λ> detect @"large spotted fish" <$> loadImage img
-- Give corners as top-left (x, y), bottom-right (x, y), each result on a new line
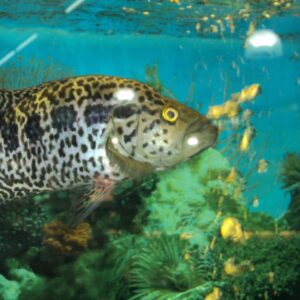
top-left (0, 75), bottom-right (218, 225)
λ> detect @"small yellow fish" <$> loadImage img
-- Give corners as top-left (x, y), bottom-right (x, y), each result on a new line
top-left (207, 100), bottom-right (240, 120)
top-left (207, 84), bottom-right (260, 121)
top-left (247, 21), bottom-right (256, 37)
top-left (268, 272), bottom-right (275, 283)
top-left (240, 127), bottom-right (255, 152)
top-left (237, 84), bottom-right (261, 103)
top-left (180, 232), bottom-right (193, 240)
top-left (224, 15), bottom-right (235, 33)
top-left (262, 11), bottom-right (271, 19)
top-left (205, 287), bottom-right (222, 300)
top-left (241, 109), bottom-right (253, 123)
top-left (225, 168), bottom-right (237, 183)
top-left (210, 236), bottom-right (217, 250)
top-left (252, 196), bottom-right (259, 208)
top-left (210, 24), bottom-right (218, 33)
top-left (257, 159), bottom-right (269, 173)
top-left (184, 252), bottom-right (190, 261)
top-left (224, 258), bottom-right (242, 276)
top-left (224, 257), bottom-right (252, 276)
top-left (220, 217), bottom-right (244, 242)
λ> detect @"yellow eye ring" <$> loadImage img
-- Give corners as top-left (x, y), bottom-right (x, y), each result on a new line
top-left (162, 107), bottom-right (179, 123)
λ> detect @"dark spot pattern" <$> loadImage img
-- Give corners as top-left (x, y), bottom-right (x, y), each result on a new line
top-left (124, 129), bottom-right (137, 143)
top-left (1, 123), bottom-right (19, 152)
top-left (113, 104), bottom-right (139, 119)
top-left (51, 106), bottom-right (77, 133)
top-left (0, 74), bottom-right (178, 203)
top-left (24, 114), bottom-right (44, 143)
top-left (84, 104), bottom-right (112, 126)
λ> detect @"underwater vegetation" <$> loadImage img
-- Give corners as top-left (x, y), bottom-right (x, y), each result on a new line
top-left (0, 198), bottom-right (47, 260)
top-left (0, 60), bottom-right (298, 299)
top-left (280, 153), bottom-right (300, 230)
top-left (0, 145), bottom-right (299, 300)
top-left (213, 235), bottom-right (300, 300)
top-left (280, 153), bottom-right (300, 192)
top-left (0, 55), bottom-right (74, 89)
top-left (145, 64), bottom-right (164, 93)
top-left (137, 149), bottom-right (247, 248)
top-left (129, 235), bottom-right (220, 300)
top-left (144, 63), bottom-right (176, 99)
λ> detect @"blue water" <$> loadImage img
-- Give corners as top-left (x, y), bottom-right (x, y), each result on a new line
top-left (0, 0), bottom-right (299, 218)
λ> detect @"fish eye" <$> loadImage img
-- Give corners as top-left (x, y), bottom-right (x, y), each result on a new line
top-left (162, 107), bottom-right (179, 123)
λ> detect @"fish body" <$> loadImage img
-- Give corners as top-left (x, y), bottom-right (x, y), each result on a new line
top-left (0, 75), bottom-right (218, 224)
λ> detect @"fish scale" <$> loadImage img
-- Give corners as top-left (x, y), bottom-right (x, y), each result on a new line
top-left (0, 75), bottom-right (218, 225)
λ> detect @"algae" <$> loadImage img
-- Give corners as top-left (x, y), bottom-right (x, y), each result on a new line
top-left (280, 153), bottom-right (300, 230)
top-left (0, 55), bottom-right (73, 89)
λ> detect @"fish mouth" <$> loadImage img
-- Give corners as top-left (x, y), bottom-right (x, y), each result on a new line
top-left (183, 118), bottom-right (218, 156)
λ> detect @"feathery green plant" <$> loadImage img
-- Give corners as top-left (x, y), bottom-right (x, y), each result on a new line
top-left (280, 153), bottom-right (300, 230)
top-left (129, 235), bottom-right (215, 300)
top-left (280, 153), bottom-right (300, 192)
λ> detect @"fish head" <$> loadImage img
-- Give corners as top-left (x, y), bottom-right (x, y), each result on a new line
top-left (108, 86), bottom-right (218, 171)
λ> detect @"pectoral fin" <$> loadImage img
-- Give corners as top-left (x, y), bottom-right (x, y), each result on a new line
top-left (69, 179), bottom-right (115, 227)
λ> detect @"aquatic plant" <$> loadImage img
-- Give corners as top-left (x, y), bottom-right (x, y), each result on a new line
top-left (42, 220), bottom-right (92, 255)
top-left (0, 139), bottom-right (296, 299)
top-left (129, 234), bottom-right (219, 300)
top-left (138, 148), bottom-right (247, 247)
top-left (0, 55), bottom-right (74, 89)
top-left (18, 238), bottom-right (138, 300)
top-left (144, 63), bottom-right (175, 99)
top-left (213, 235), bottom-right (300, 300)
top-left (90, 175), bottom-right (157, 242)
top-left (145, 63), bottom-right (164, 93)
top-left (0, 273), bottom-right (21, 300)
top-left (280, 153), bottom-right (300, 192)
top-left (18, 250), bottom-right (111, 300)
top-left (0, 198), bottom-right (47, 260)
top-left (280, 153), bottom-right (300, 230)
top-left (242, 211), bottom-right (278, 232)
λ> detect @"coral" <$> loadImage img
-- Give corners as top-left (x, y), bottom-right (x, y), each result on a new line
top-left (0, 55), bottom-right (74, 89)
top-left (42, 220), bottom-right (92, 255)
top-left (280, 153), bottom-right (300, 230)
top-left (0, 198), bottom-right (48, 260)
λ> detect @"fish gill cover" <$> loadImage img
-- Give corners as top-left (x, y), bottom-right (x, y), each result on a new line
top-left (0, 0), bottom-right (299, 300)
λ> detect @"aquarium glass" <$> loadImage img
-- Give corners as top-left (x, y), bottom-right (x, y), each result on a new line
top-left (0, 1), bottom-right (299, 300)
